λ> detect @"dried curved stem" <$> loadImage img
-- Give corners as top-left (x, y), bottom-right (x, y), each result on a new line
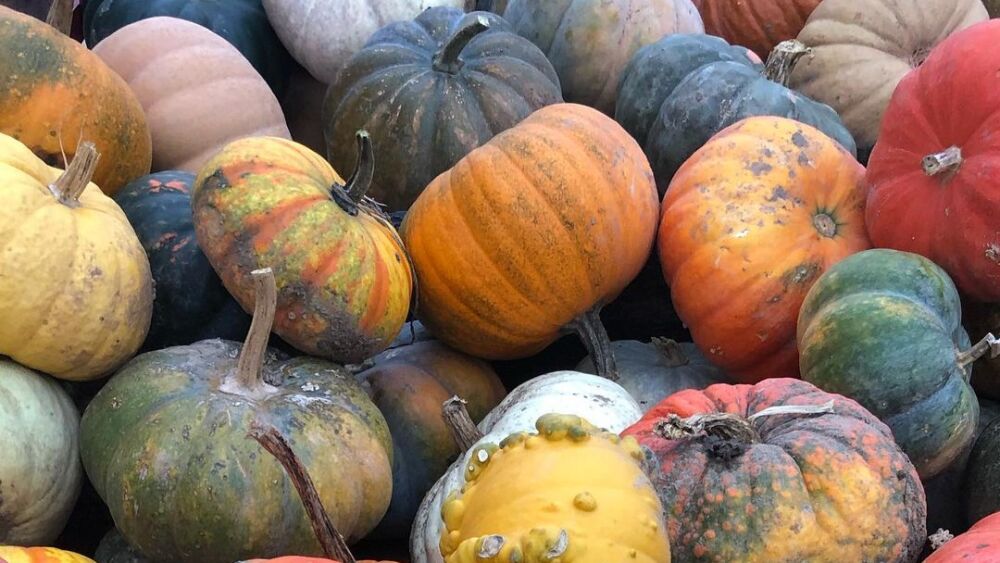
top-left (332, 131), bottom-right (374, 216)
top-left (958, 333), bottom-right (999, 369)
top-left (763, 40), bottom-right (811, 86)
top-left (432, 15), bottom-right (491, 74)
top-left (443, 396), bottom-right (484, 451)
top-left (655, 401), bottom-right (836, 446)
top-left (231, 268), bottom-right (277, 394)
top-left (49, 141), bottom-right (99, 206)
top-left (568, 307), bottom-right (618, 381)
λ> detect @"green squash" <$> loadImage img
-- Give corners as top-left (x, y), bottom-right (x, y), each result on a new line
top-left (0, 361), bottom-right (82, 545)
top-left (95, 529), bottom-right (149, 563)
top-left (965, 416), bottom-right (1000, 525)
top-left (80, 269), bottom-right (393, 562)
top-left (83, 0), bottom-right (295, 96)
top-left (323, 7), bottom-right (562, 212)
top-left (798, 248), bottom-right (993, 480)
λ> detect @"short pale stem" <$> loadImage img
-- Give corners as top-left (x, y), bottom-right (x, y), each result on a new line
top-left (922, 146), bottom-right (963, 177)
top-left (651, 337), bottom-right (689, 367)
top-left (957, 333), bottom-right (999, 368)
top-left (813, 213), bottom-right (837, 238)
top-left (928, 528), bottom-right (955, 551)
top-left (331, 131), bottom-right (374, 216)
top-left (569, 307), bottom-right (618, 381)
top-left (46, 0), bottom-right (73, 35)
top-left (49, 141), bottom-right (99, 206)
top-left (432, 16), bottom-right (490, 74)
top-left (248, 422), bottom-right (356, 563)
top-left (442, 396), bottom-right (483, 451)
top-left (233, 268), bottom-right (277, 392)
top-left (763, 39), bottom-right (811, 86)
top-left (654, 401), bottom-right (835, 445)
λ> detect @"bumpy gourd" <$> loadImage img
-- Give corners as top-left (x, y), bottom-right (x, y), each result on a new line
top-left (439, 414), bottom-right (670, 563)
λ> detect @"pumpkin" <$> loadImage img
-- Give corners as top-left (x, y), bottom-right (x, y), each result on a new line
top-left (0, 362), bottom-right (82, 545)
top-left (357, 340), bottom-right (507, 540)
top-left (82, 0), bottom-right (295, 96)
top-left (966, 302), bottom-right (1000, 400)
top-left (797, 248), bottom-right (991, 480)
top-left (113, 171), bottom-right (252, 350)
top-left (503, 0), bottom-right (703, 114)
top-left (0, 5), bottom-right (150, 194)
top-left (410, 371), bottom-right (642, 563)
top-left (965, 419), bottom-right (1000, 525)
top-left (79, 269), bottom-right (394, 562)
top-left (692, 0), bottom-right (822, 59)
top-left (659, 116), bottom-right (869, 383)
top-left (94, 529), bottom-right (147, 563)
top-left (323, 7), bottom-right (563, 212)
top-left (92, 17), bottom-right (290, 174)
top-left (0, 547), bottom-right (95, 563)
top-left (439, 414), bottom-right (671, 562)
top-left (400, 103), bottom-right (659, 380)
top-left (0, 135), bottom-right (153, 380)
top-left (576, 339), bottom-right (729, 412)
top-left (789, 0), bottom-right (988, 160)
top-left (192, 133), bottom-right (413, 363)
top-left (866, 20), bottom-right (1000, 303)
top-left (926, 512), bottom-right (1000, 563)
top-left (623, 378), bottom-right (927, 562)
top-left (262, 0), bottom-right (464, 84)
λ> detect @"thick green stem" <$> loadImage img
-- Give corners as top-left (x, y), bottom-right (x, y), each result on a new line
top-left (923, 146), bottom-right (963, 177)
top-left (763, 39), bottom-right (811, 87)
top-left (331, 131), bottom-right (374, 216)
top-left (48, 141), bottom-right (99, 207)
top-left (432, 16), bottom-right (491, 74)
top-left (568, 307), bottom-right (618, 381)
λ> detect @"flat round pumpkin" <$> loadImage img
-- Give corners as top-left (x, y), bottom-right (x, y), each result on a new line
top-left (93, 16), bottom-right (290, 173)
top-left (692, 0), bottom-right (822, 59)
top-left (659, 116), bottom-right (870, 382)
top-left (789, 0), bottom-right (987, 159)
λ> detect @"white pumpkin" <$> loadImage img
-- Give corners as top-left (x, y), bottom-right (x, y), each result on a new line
top-left (409, 370), bottom-right (642, 563)
top-left (262, 0), bottom-right (465, 84)
top-left (93, 17), bottom-right (290, 173)
top-left (0, 361), bottom-right (83, 545)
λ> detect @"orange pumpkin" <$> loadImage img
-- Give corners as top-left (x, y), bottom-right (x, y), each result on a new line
top-left (0, 6), bottom-right (151, 194)
top-left (693, 0), bottom-right (823, 59)
top-left (0, 547), bottom-right (95, 563)
top-left (659, 116), bottom-right (870, 382)
top-left (400, 103), bottom-right (659, 379)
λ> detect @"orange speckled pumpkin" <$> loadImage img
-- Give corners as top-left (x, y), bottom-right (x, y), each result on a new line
top-left (925, 512), bottom-right (1000, 563)
top-left (692, 0), bottom-right (822, 59)
top-left (400, 103), bottom-right (659, 379)
top-left (243, 559), bottom-right (390, 563)
top-left (658, 116), bottom-right (870, 382)
top-left (0, 547), bottom-right (95, 563)
top-left (192, 133), bottom-right (413, 363)
top-left (622, 378), bottom-right (927, 562)
top-left (0, 6), bottom-right (150, 194)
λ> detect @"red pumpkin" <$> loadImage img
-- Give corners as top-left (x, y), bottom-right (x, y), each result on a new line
top-left (925, 512), bottom-right (1000, 562)
top-left (692, 0), bottom-right (822, 59)
top-left (867, 20), bottom-right (1000, 303)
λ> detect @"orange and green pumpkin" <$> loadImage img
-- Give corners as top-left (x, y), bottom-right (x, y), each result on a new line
top-left (192, 133), bottom-right (413, 363)
top-left (0, 547), bottom-right (95, 563)
top-left (0, 5), bottom-right (151, 194)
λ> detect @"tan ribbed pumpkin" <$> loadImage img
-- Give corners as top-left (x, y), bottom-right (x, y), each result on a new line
top-left (93, 16), bottom-right (290, 173)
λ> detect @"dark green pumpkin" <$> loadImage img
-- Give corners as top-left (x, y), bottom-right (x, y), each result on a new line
top-left (616, 34), bottom-right (857, 194)
top-left (798, 249), bottom-right (987, 480)
top-left (358, 340), bottom-right (506, 540)
top-left (95, 529), bottom-right (148, 563)
top-left (83, 0), bottom-right (295, 96)
top-left (323, 7), bottom-right (562, 212)
top-left (113, 172), bottom-right (251, 351)
top-left (965, 417), bottom-right (1000, 525)
top-left (80, 271), bottom-right (393, 562)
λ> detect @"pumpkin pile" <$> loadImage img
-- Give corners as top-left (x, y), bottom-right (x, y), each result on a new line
top-left (4, 2), bottom-right (1000, 562)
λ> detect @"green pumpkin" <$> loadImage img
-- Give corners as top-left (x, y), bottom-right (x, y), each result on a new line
top-left (80, 269), bottom-right (393, 562)
top-left (797, 248), bottom-right (990, 480)
top-left (95, 529), bottom-right (149, 563)
top-left (83, 0), bottom-right (295, 96)
top-left (965, 416), bottom-right (1000, 525)
top-left (323, 7), bottom-right (562, 212)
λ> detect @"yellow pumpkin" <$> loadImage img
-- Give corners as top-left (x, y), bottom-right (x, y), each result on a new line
top-left (0, 546), bottom-right (95, 563)
top-left (0, 133), bottom-right (153, 380)
top-left (439, 414), bottom-right (670, 563)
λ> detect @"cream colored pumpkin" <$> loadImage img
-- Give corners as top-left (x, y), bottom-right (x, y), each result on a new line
top-left (789, 0), bottom-right (987, 155)
top-left (262, 0), bottom-right (465, 84)
top-left (92, 16), bottom-right (290, 173)
top-left (409, 371), bottom-right (642, 563)
top-left (0, 134), bottom-right (153, 381)
top-left (0, 361), bottom-right (82, 545)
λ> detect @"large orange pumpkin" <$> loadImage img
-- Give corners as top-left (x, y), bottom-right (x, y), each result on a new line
top-left (659, 116), bottom-right (870, 382)
top-left (0, 5), bottom-right (151, 194)
top-left (693, 0), bottom-right (823, 59)
top-left (400, 103), bottom-right (659, 379)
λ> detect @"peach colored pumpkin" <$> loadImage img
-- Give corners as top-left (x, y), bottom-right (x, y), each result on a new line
top-left (92, 16), bottom-right (289, 173)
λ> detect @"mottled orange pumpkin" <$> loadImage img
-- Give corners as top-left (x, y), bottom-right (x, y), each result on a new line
top-left (0, 547), bottom-right (95, 563)
top-left (192, 133), bottom-right (413, 363)
top-left (659, 116), bottom-right (870, 382)
top-left (0, 5), bottom-right (151, 194)
top-left (400, 103), bottom-right (659, 379)
top-left (693, 0), bottom-right (823, 59)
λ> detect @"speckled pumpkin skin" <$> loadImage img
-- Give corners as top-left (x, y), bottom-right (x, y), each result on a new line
top-left (0, 6), bottom-right (151, 194)
top-left (192, 137), bottom-right (413, 363)
top-left (0, 547), bottom-right (95, 563)
top-left (79, 340), bottom-right (393, 562)
top-left (925, 512), bottom-right (1000, 563)
top-left (623, 378), bottom-right (927, 562)
top-left (798, 249), bottom-right (979, 480)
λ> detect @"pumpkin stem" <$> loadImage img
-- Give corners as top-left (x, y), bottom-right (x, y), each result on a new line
top-left (651, 337), bottom-right (689, 367)
top-left (443, 396), bottom-right (484, 451)
top-left (654, 401), bottom-right (835, 450)
top-left (46, 0), bottom-right (73, 35)
top-left (957, 332), bottom-right (999, 369)
top-left (432, 15), bottom-right (491, 74)
top-left (763, 39), bottom-right (811, 86)
top-left (231, 268), bottom-right (277, 394)
top-left (928, 528), bottom-right (955, 550)
top-left (248, 421), bottom-right (357, 563)
top-left (568, 307), bottom-right (619, 381)
top-left (922, 146), bottom-right (963, 177)
top-left (331, 131), bottom-right (375, 216)
top-left (48, 141), bottom-right (99, 207)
